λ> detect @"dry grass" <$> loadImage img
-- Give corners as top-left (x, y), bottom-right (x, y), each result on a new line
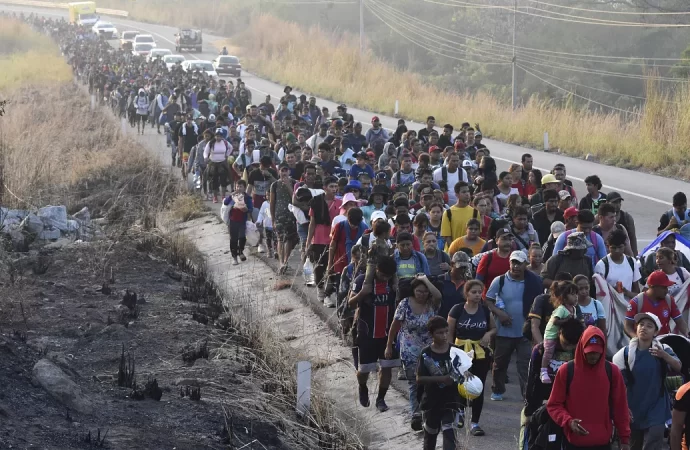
top-left (169, 193), bottom-right (206, 222)
top-left (228, 15), bottom-right (690, 179)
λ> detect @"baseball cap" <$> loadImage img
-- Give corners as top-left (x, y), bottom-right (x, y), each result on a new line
top-left (496, 227), bottom-right (514, 239)
top-left (634, 312), bottom-right (661, 331)
top-left (541, 174), bottom-right (559, 185)
top-left (366, 151), bottom-right (376, 159)
top-left (420, 187), bottom-right (434, 197)
top-left (371, 116), bottom-right (380, 123)
top-left (607, 191), bottom-right (623, 203)
top-left (647, 270), bottom-right (674, 287)
top-left (345, 180), bottom-right (362, 192)
top-left (208, 114), bottom-right (216, 121)
top-left (462, 160), bottom-right (474, 168)
top-left (551, 221), bottom-right (566, 238)
top-left (370, 210), bottom-right (387, 224)
top-left (510, 250), bottom-right (528, 263)
top-left (583, 335), bottom-right (605, 354)
top-left (428, 145), bottom-right (441, 153)
top-left (355, 151), bottom-right (368, 159)
top-left (564, 207), bottom-right (578, 220)
top-left (558, 190), bottom-right (572, 200)
top-left (452, 251), bottom-right (471, 267)
top-left (375, 171), bottom-right (388, 181)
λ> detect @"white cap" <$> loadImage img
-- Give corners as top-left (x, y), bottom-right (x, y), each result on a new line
top-left (510, 250), bottom-right (528, 263)
top-left (370, 210), bottom-right (387, 224)
top-left (634, 312), bottom-right (662, 332)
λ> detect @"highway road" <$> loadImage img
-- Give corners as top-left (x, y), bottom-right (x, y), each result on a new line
top-left (5, 3), bottom-right (690, 249)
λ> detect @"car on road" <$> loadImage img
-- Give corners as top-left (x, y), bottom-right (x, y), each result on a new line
top-left (162, 54), bottom-right (185, 70)
top-left (133, 34), bottom-right (156, 49)
top-left (212, 55), bottom-right (242, 76)
top-left (147, 48), bottom-right (173, 62)
top-left (175, 28), bottom-right (202, 53)
top-left (92, 21), bottom-right (118, 39)
top-left (181, 60), bottom-right (218, 78)
top-left (132, 43), bottom-right (154, 57)
top-left (120, 31), bottom-right (138, 49)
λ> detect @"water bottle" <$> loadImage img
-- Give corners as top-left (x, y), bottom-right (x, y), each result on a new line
top-left (303, 260), bottom-right (315, 286)
top-left (495, 293), bottom-right (505, 310)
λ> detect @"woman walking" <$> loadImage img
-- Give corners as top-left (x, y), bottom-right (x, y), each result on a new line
top-left (385, 274), bottom-right (442, 430)
top-left (135, 88), bottom-right (150, 135)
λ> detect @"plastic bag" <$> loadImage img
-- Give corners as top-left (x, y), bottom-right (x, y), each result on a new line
top-left (220, 203), bottom-right (230, 224)
top-left (303, 260), bottom-right (315, 286)
top-left (245, 221), bottom-right (260, 247)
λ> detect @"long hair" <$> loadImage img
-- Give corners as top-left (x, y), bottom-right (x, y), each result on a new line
top-left (309, 194), bottom-right (331, 226)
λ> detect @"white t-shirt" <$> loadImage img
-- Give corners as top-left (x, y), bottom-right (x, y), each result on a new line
top-left (663, 267), bottom-right (690, 298)
top-left (578, 299), bottom-right (605, 327)
top-left (432, 166), bottom-right (468, 205)
top-left (594, 255), bottom-right (642, 292)
top-left (495, 187), bottom-right (519, 212)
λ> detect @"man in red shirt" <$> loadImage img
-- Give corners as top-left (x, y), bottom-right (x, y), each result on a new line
top-left (327, 207), bottom-right (369, 304)
top-left (625, 270), bottom-right (689, 338)
top-left (476, 227), bottom-right (514, 297)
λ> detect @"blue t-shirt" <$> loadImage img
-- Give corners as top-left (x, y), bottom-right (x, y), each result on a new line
top-left (625, 347), bottom-right (677, 429)
top-left (349, 164), bottom-right (375, 180)
top-left (486, 273), bottom-right (526, 338)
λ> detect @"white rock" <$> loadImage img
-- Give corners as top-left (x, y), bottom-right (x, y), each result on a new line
top-left (32, 359), bottom-right (93, 414)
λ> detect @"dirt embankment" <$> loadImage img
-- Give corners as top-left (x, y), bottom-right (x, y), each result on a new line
top-left (0, 79), bottom-right (357, 450)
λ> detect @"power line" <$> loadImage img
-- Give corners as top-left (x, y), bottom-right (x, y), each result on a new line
top-left (519, 63), bottom-right (680, 103)
top-left (364, 1), bottom-right (511, 65)
top-left (419, 0), bottom-right (689, 60)
top-left (517, 63), bottom-right (643, 115)
top-left (373, 0), bottom-right (687, 70)
top-left (429, 0), bottom-right (690, 27)
top-left (525, 0), bottom-right (690, 16)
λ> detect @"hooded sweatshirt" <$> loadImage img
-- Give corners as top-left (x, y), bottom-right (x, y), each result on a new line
top-left (547, 326), bottom-right (630, 447)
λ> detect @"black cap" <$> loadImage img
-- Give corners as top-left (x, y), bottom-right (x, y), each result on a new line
top-left (607, 191), bottom-right (623, 202)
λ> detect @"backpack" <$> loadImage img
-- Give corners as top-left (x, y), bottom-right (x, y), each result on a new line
top-left (634, 292), bottom-right (674, 315)
top-left (623, 345), bottom-right (668, 396)
top-left (602, 254), bottom-right (635, 279)
top-left (343, 221), bottom-right (367, 265)
top-left (522, 298), bottom-right (584, 341)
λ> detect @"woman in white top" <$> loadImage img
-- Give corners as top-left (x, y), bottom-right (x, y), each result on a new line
top-left (495, 171), bottom-right (519, 214)
top-left (652, 247), bottom-right (690, 298)
top-left (203, 129), bottom-right (233, 202)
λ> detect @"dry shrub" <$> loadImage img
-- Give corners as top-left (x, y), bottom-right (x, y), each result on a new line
top-left (169, 193), bottom-right (206, 222)
top-left (0, 18), bottom-right (57, 55)
top-left (230, 15), bottom-right (690, 179)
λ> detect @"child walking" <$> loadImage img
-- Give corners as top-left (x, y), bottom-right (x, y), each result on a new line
top-left (256, 197), bottom-right (276, 259)
top-left (540, 280), bottom-right (580, 383)
top-left (224, 179), bottom-right (253, 265)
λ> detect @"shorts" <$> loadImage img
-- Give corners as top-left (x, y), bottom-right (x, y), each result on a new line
top-left (274, 222), bottom-right (298, 244)
top-left (357, 337), bottom-right (401, 373)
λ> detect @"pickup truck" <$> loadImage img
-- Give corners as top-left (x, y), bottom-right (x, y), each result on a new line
top-left (175, 29), bottom-right (202, 53)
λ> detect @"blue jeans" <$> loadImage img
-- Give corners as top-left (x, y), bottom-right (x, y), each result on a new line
top-left (297, 222), bottom-right (309, 251)
top-left (405, 364), bottom-right (419, 417)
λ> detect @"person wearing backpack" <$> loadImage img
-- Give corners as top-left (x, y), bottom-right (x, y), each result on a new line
top-left (553, 210), bottom-right (607, 271)
top-left (640, 232), bottom-right (690, 284)
top-left (613, 312), bottom-right (681, 450)
top-left (594, 229), bottom-right (641, 299)
top-left (547, 327), bottom-right (631, 450)
top-left (624, 270), bottom-right (689, 339)
top-left (542, 232), bottom-right (594, 292)
top-left (593, 202), bottom-right (634, 257)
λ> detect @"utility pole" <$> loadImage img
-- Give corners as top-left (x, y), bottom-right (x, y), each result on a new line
top-left (359, 0), bottom-right (364, 55)
top-left (512, 0), bottom-right (517, 111)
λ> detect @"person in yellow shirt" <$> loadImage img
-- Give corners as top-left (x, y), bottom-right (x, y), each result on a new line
top-left (441, 181), bottom-right (478, 252)
top-left (447, 218), bottom-right (486, 257)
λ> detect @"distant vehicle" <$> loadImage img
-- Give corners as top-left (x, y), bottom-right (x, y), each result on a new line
top-left (147, 48), bottom-right (172, 62)
top-left (162, 54), bottom-right (185, 70)
top-left (92, 21), bottom-right (118, 39)
top-left (132, 43), bottom-right (154, 57)
top-left (120, 31), bottom-right (138, 49)
top-left (133, 34), bottom-right (156, 49)
top-left (212, 55), bottom-right (241, 77)
top-left (181, 60), bottom-right (217, 78)
top-left (68, 2), bottom-right (98, 26)
top-left (175, 28), bottom-right (202, 53)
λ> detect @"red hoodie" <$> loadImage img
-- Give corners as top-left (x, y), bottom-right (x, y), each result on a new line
top-left (547, 326), bottom-right (630, 447)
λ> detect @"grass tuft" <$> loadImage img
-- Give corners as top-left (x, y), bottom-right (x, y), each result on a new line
top-left (169, 193), bottom-right (206, 222)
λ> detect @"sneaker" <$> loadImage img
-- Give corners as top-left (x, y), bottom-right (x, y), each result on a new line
top-left (375, 398), bottom-right (389, 412)
top-left (490, 393), bottom-right (503, 401)
top-left (410, 414), bottom-right (423, 432)
top-left (470, 425), bottom-right (485, 436)
top-left (323, 295), bottom-right (335, 308)
top-left (397, 369), bottom-right (407, 381)
top-left (358, 385), bottom-right (370, 407)
top-left (212, 195), bottom-right (218, 203)
top-left (457, 413), bottom-right (464, 429)
top-left (239, 254), bottom-right (247, 262)
top-left (232, 257), bottom-right (239, 266)
top-left (257, 244), bottom-right (266, 253)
